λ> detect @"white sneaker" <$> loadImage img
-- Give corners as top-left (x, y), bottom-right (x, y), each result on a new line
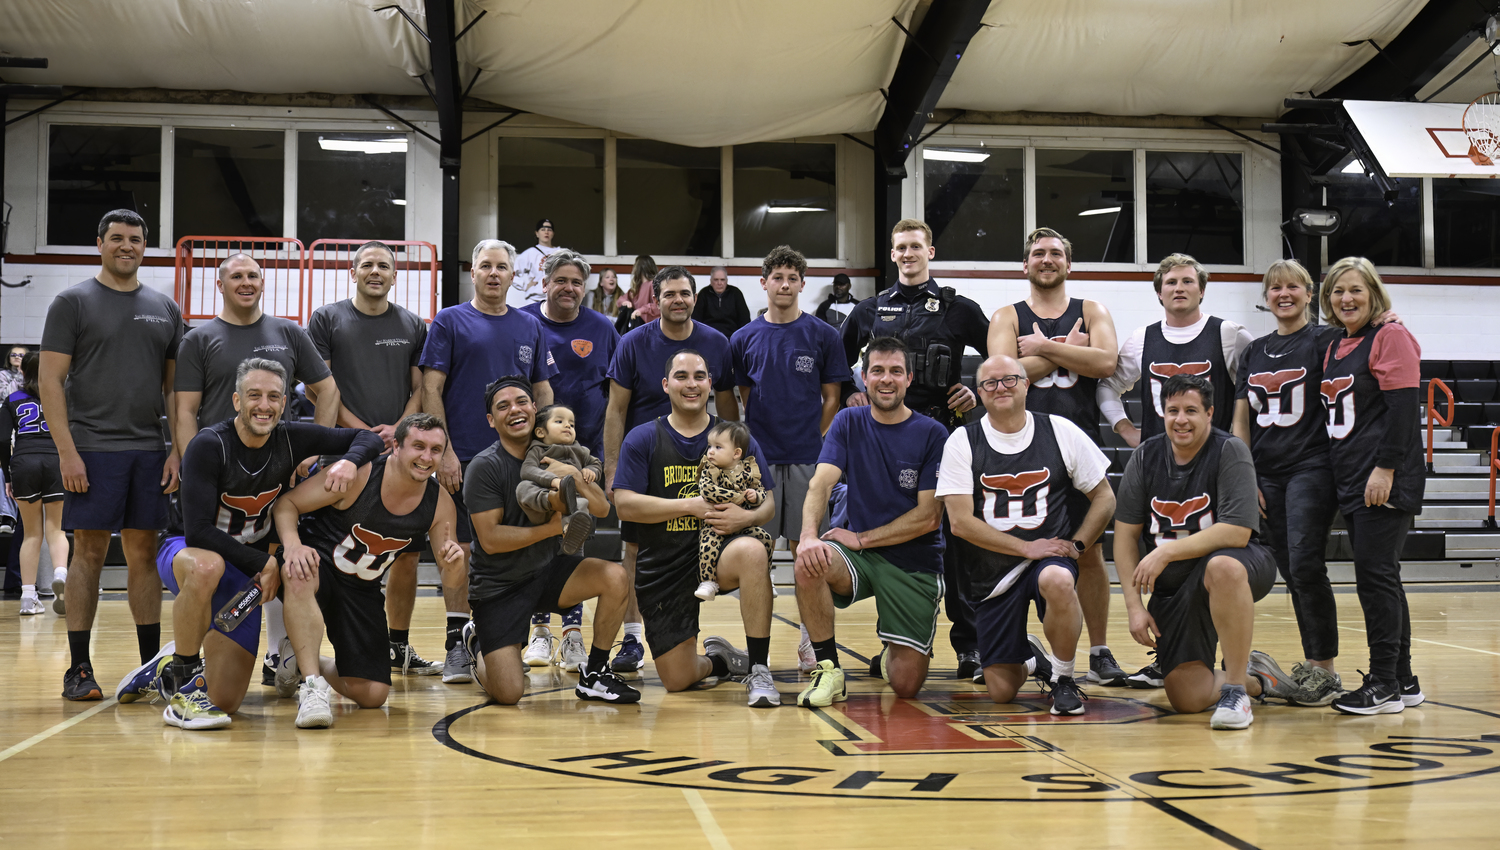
top-left (1210, 685), bottom-right (1254, 730)
top-left (295, 675), bottom-right (333, 729)
top-left (51, 567), bottom-right (67, 616)
top-left (745, 664), bottom-right (781, 708)
top-left (694, 580), bottom-right (719, 602)
top-left (523, 628), bottom-right (556, 667)
top-left (274, 636), bottom-right (301, 699)
top-left (19, 595), bottom-right (44, 615)
top-left (797, 624), bottom-right (816, 674)
top-left (557, 630), bottom-right (587, 672)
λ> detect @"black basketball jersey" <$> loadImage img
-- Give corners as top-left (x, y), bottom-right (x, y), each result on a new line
top-left (1012, 298), bottom-right (1101, 444)
top-left (1236, 324), bottom-right (1340, 479)
top-left (1138, 318), bottom-right (1233, 440)
top-left (300, 455), bottom-right (440, 583)
top-left (635, 416), bottom-right (714, 595)
top-left (1132, 429), bottom-right (1254, 595)
top-left (168, 419), bottom-right (297, 545)
top-left (1321, 325), bottom-right (1427, 515)
top-left (3, 391), bottom-right (57, 459)
top-left (959, 414), bottom-right (1073, 605)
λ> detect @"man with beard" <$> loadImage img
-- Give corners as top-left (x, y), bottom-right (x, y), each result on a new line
top-left (986, 228), bottom-right (1128, 688)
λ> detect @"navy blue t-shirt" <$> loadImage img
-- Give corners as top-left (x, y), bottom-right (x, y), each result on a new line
top-left (607, 320), bottom-right (735, 435)
top-left (420, 302), bottom-right (558, 461)
top-left (614, 417), bottom-right (777, 496)
top-left (731, 312), bottom-right (851, 466)
top-left (521, 303), bottom-right (620, 458)
top-left (817, 407), bottom-right (947, 574)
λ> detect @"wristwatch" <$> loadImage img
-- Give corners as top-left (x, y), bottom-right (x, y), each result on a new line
top-left (1071, 540), bottom-right (1086, 554)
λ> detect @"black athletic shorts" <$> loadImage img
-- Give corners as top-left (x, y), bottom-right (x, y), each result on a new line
top-left (620, 520), bottom-right (637, 545)
top-left (1065, 489), bottom-right (1092, 541)
top-left (315, 560), bottom-right (391, 685)
top-left (636, 561), bottom-right (701, 658)
top-left (10, 453), bottom-right (63, 503)
top-left (974, 557), bottom-right (1078, 667)
top-left (1148, 543), bottom-right (1277, 677)
top-left (470, 553), bottom-right (584, 655)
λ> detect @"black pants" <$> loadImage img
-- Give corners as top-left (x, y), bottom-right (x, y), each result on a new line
top-left (1345, 506), bottom-right (1414, 684)
top-left (942, 512), bottom-right (976, 655)
top-left (1260, 466), bottom-right (1339, 661)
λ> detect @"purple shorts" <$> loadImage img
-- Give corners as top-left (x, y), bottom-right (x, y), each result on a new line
top-left (157, 535), bottom-right (262, 656)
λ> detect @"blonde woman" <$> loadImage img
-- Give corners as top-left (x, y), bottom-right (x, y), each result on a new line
top-left (589, 268), bottom-right (623, 316)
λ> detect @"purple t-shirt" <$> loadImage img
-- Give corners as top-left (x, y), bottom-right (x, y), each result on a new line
top-left (731, 312), bottom-right (851, 465)
top-left (520, 303), bottom-right (619, 458)
top-left (817, 406), bottom-right (947, 574)
top-left (420, 302), bottom-right (558, 461)
top-left (606, 320), bottom-right (734, 435)
top-left (614, 417), bottom-right (777, 496)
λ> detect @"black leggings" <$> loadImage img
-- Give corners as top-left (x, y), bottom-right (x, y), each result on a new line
top-left (1344, 506), bottom-right (1414, 684)
top-left (1260, 466), bottom-right (1339, 661)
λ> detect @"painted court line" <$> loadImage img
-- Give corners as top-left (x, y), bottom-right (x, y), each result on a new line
top-left (682, 788), bottom-right (733, 850)
top-left (1269, 614), bottom-right (1500, 657)
top-left (0, 698), bottom-right (118, 764)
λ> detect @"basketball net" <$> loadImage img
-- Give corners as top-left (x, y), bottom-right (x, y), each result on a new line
top-left (1463, 92), bottom-right (1500, 166)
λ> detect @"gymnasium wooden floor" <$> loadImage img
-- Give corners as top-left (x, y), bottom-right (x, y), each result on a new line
top-left (2, 586), bottom-right (1499, 850)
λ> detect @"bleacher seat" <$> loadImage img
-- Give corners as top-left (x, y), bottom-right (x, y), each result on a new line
top-left (1457, 380), bottom-right (1498, 403)
top-left (1453, 361), bottom-right (1493, 380)
top-left (1123, 398), bottom-right (1143, 423)
top-left (1484, 403), bottom-right (1500, 424)
top-left (1466, 424), bottom-right (1497, 450)
top-left (1420, 360), bottom-right (1452, 381)
top-left (1449, 403), bottom-right (1484, 428)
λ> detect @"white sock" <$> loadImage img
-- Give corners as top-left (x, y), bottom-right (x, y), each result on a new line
top-left (623, 622), bottom-right (643, 639)
top-left (1053, 658), bottom-right (1076, 682)
top-left (1090, 645), bottom-right (1108, 656)
top-left (21, 584), bottom-right (36, 598)
top-left (265, 597), bottom-right (287, 652)
top-left (532, 625), bottom-right (551, 637)
top-left (799, 623), bottom-right (811, 644)
top-left (1025, 657), bottom-right (1037, 674)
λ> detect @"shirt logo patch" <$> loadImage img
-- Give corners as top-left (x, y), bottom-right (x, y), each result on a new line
top-left (572, 339), bottom-right (594, 358)
top-left (254, 344), bottom-right (290, 353)
top-left (134, 314), bottom-right (171, 324)
top-left (1147, 361), bottom-right (1212, 418)
top-left (217, 486), bottom-right (282, 544)
top-left (518, 345), bottom-right (533, 365)
top-left (1247, 367), bottom-right (1308, 429)
top-left (899, 468), bottom-right (918, 490)
top-left (925, 298), bottom-right (940, 312)
top-left (795, 355), bottom-right (814, 374)
top-left (1148, 493), bottom-right (1214, 545)
top-left (978, 468), bottom-right (1051, 531)
top-left (333, 523), bottom-right (412, 581)
top-left (375, 339), bottom-right (409, 348)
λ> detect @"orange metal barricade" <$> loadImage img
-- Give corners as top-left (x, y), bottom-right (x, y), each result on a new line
top-left (304, 240), bottom-right (439, 322)
top-left (1427, 377), bottom-right (1453, 474)
top-left (174, 237), bottom-right (307, 323)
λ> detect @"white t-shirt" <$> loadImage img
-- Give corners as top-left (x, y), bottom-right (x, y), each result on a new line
top-left (1096, 313), bottom-right (1253, 428)
top-left (510, 244), bottom-right (561, 310)
top-left (936, 412), bottom-right (1110, 600)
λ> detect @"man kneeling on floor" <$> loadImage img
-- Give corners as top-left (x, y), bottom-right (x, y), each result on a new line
top-left (274, 413), bottom-right (465, 728)
top-left (1114, 373), bottom-right (1306, 730)
top-left (937, 355), bottom-right (1115, 715)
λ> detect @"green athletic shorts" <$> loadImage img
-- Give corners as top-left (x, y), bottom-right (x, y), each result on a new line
top-left (827, 542), bottom-right (944, 655)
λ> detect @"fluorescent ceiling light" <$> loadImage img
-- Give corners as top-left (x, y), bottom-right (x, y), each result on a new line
top-left (1078, 206), bottom-right (1121, 217)
top-left (319, 137), bottom-right (408, 154)
top-left (1341, 159), bottom-right (1366, 174)
top-left (767, 205), bottom-right (826, 213)
top-left (923, 149), bottom-right (989, 163)
top-left (391, 199), bottom-right (407, 206)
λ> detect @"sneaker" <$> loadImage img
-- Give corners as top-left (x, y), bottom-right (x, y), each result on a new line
top-left (1247, 650), bottom-right (1304, 704)
top-left (390, 642), bottom-right (442, 676)
top-left (955, 649), bottom-right (981, 680)
top-left (559, 474), bottom-right (579, 516)
top-left (162, 674), bottom-right (232, 730)
top-left (1026, 634), bottom-right (1053, 685)
top-left (62, 662), bottom-right (102, 701)
top-left (1045, 675), bottom-right (1088, 716)
top-left (557, 630), bottom-right (587, 672)
top-left (19, 595), bottom-right (44, 615)
top-left (158, 658), bottom-right (199, 703)
top-left (295, 675), bottom-right (334, 728)
top-left (1127, 653), bottom-right (1164, 689)
top-left (116, 641), bottom-right (175, 704)
top-left (560, 509), bottom-right (593, 555)
top-left (869, 648), bottom-right (888, 682)
top-left (462, 620), bottom-right (480, 672)
top-left (703, 636), bottom-right (750, 681)
top-left (745, 664), bottom-right (781, 708)
top-left (576, 659), bottom-right (642, 703)
top-left (1210, 684), bottom-right (1254, 730)
top-left (51, 567), bottom-right (67, 616)
top-left (442, 641), bottom-right (474, 684)
top-left (1332, 672), bottom-right (1404, 715)
top-left (274, 636), bottom-right (301, 698)
top-left (523, 628), bottom-right (557, 668)
top-left (796, 625), bottom-right (817, 674)
top-left (1087, 648), bottom-right (1128, 687)
top-left (796, 660), bottom-right (847, 707)
top-left (694, 580), bottom-right (719, 602)
top-left (1290, 664), bottom-right (1343, 706)
top-left (261, 653), bottom-right (277, 686)
top-left (612, 634), bottom-right (645, 673)
top-left (1400, 675), bottom-right (1425, 707)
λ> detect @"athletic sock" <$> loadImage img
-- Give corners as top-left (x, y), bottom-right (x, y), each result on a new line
top-left (623, 622), bottom-right (643, 640)
top-left (587, 645), bottom-right (610, 672)
top-left (812, 638), bottom-right (839, 667)
top-left (746, 635), bottom-right (770, 668)
top-left (67, 629), bottom-right (91, 669)
top-left (265, 597), bottom-right (287, 650)
top-left (389, 628), bottom-right (409, 646)
top-left (1025, 656), bottom-right (1037, 674)
top-left (136, 623), bottom-right (161, 665)
top-left (1053, 658), bottom-right (1076, 682)
top-left (562, 604), bottom-right (584, 628)
top-left (21, 584), bottom-right (36, 598)
top-left (1090, 645), bottom-right (1108, 656)
top-left (708, 653), bottom-right (732, 679)
top-left (446, 613), bottom-right (467, 650)
top-left (531, 612), bottom-right (551, 626)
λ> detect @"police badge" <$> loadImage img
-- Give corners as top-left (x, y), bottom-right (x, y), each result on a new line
top-left (925, 298), bottom-right (939, 312)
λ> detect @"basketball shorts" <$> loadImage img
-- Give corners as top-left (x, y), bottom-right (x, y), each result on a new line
top-left (11, 453), bottom-right (63, 503)
top-left (315, 560), bottom-right (392, 685)
top-left (470, 554), bottom-right (585, 655)
top-left (826, 542), bottom-right (943, 656)
top-left (974, 557), bottom-right (1078, 667)
top-left (63, 450), bottom-right (170, 531)
top-left (157, 535), bottom-right (262, 656)
top-left (1148, 543), bottom-right (1277, 677)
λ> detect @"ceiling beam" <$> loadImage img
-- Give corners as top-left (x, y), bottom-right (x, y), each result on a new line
top-left (1319, 2), bottom-right (1485, 101)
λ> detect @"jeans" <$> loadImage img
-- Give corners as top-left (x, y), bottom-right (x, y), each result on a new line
top-left (1344, 506), bottom-right (1414, 684)
top-left (1259, 465), bottom-right (1339, 661)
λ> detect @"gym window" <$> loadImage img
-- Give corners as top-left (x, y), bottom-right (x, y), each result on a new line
top-left (295, 131), bottom-right (407, 244)
top-left (496, 137), bottom-right (604, 256)
top-left (174, 128), bottom-right (285, 239)
top-left (47, 124), bottom-right (161, 247)
top-left (922, 145), bottom-right (1024, 262)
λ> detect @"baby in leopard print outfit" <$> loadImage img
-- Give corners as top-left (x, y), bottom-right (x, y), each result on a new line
top-left (694, 420), bottom-right (773, 601)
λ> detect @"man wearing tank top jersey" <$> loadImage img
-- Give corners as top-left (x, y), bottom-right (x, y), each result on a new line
top-left (1097, 254), bottom-right (1253, 448)
top-left (988, 227), bottom-right (1128, 688)
top-left (273, 413), bottom-right (464, 729)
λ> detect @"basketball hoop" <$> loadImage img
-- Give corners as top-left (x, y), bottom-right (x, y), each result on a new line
top-left (1462, 92), bottom-right (1500, 166)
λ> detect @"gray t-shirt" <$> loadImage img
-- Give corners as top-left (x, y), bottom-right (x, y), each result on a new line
top-left (463, 439), bottom-right (559, 601)
top-left (308, 300), bottom-right (426, 429)
top-left (176, 315), bottom-right (332, 428)
top-left (40, 278), bottom-right (183, 452)
top-left (1115, 435), bottom-right (1260, 534)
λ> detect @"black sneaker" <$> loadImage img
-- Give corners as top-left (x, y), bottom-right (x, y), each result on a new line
top-left (868, 648), bottom-right (886, 680)
top-left (390, 642), bottom-right (442, 676)
top-left (62, 663), bottom-right (103, 701)
top-left (1045, 675), bottom-right (1088, 716)
top-left (576, 660), bottom-right (642, 703)
top-left (262, 653), bottom-right (277, 686)
top-left (1332, 672), bottom-right (1404, 715)
top-left (955, 649), bottom-right (981, 680)
top-left (1127, 653), bottom-right (1164, 689)
top-left (1400, 675), bottom-right (1425, 707)
top-left (1026, 634), bottom-right (1053, 684)
top-left (1087, 647), bottom-right (1128, 687)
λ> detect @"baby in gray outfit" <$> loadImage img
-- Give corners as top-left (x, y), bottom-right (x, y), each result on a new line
top-left (517, 404), bottom-right (601, 554)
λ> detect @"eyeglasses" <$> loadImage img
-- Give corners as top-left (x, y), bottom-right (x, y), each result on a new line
top-left (978, 375), bottom-right (1027, 392)
top-left (8, 353), bottom-right (22, 359)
